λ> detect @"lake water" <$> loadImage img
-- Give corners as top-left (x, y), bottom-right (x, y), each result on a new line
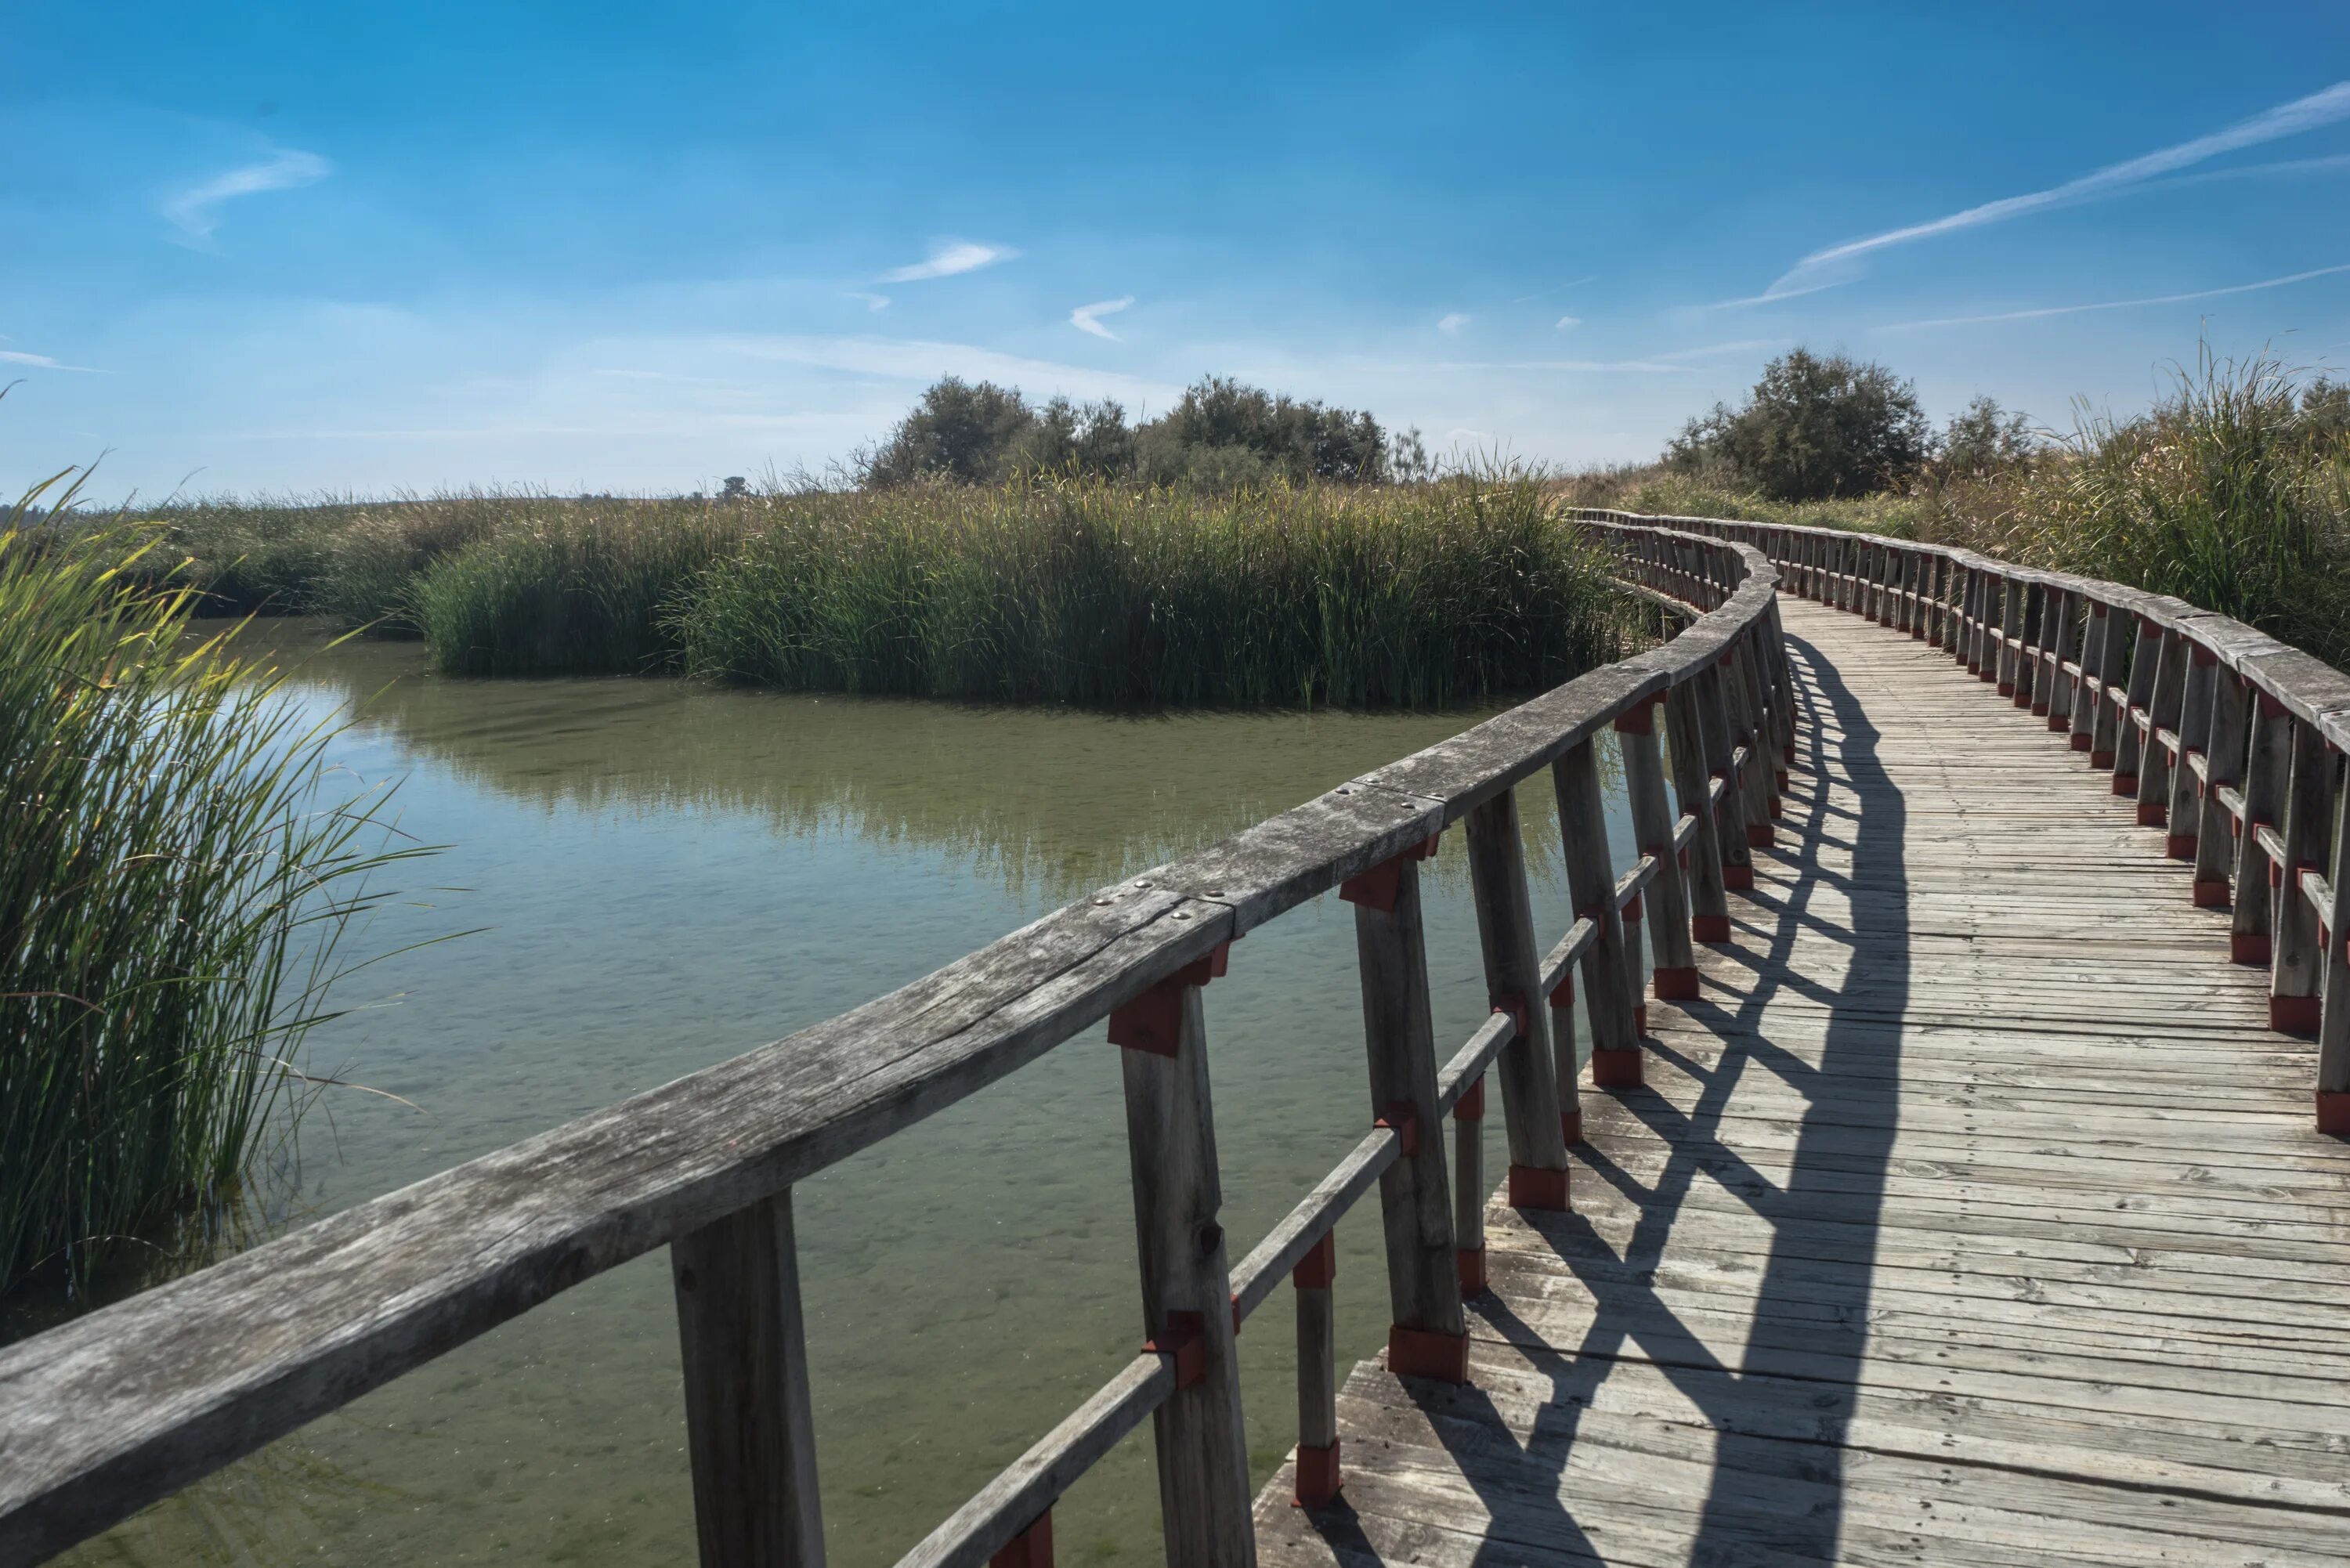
top-left (52, 624), bottom-right (1639, 1568)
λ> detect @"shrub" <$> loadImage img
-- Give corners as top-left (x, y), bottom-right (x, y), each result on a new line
top-left (1670, 349), bottom-right (1931, 500)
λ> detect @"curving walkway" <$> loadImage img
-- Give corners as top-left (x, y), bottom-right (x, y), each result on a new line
top-left (1255, 594), bottom-right (2350, 1567)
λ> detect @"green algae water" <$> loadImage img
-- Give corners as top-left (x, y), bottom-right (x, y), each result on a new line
top-left (38, 623), bottom-right (1639, 1568)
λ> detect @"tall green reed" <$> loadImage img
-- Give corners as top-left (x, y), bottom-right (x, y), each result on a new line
top-left (2, 471), bottom-right (428, 1296)
top-left (672, 475), bottom-right (1632, 706)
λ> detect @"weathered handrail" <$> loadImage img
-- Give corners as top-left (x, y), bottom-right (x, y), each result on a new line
top-left (1582, 504), bottom-right (2350, 1134)
top-left (0, 522), bottom-right (1792, 1568)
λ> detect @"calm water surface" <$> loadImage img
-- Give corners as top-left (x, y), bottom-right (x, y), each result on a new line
top-left (61, 623), bottom-right (1640, 1568)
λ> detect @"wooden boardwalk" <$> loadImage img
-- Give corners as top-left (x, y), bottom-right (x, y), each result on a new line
top-left (1256, 595), bottom-right (2350, 1567)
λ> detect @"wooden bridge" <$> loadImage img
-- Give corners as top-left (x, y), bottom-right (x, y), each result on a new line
top-left (8, 514), bottom-right (2350, 1567)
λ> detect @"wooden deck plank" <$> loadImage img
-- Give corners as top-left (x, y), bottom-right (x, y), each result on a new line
top-left (1255, 597), bottom-right (2350, 1565)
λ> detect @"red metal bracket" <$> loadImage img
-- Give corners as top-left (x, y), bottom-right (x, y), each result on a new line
top-left (1387, 1325), bottom-right (1469, 1383)
top-left (1612, 694), bottom-right (1661, 735)
top-left (2272, 994), bottom-right (2320, 1036)
top-left (1622, 891), bottom-right (1644, 923)
top-left (1453, 1075), bottom-right (1485, 1122)
top-left (1491, 992), bottom-right (1528, 1041)
top-left (991, 1509), bottom-right (1054, 1568)
top-left (1144, 1311), bottom-right (1206, 1386)
top-left (1456, 1245), bottom-right (1488, 1296)
top-left (1693, 912), bottom-right (1732, 941)
top-left (2230, 932), bottom-right (2271, 966)
top-left (1592, 1047), bottom-right (1643, 1089)
top-left (1548, 971), bottom-right (1574, 1008)
top-left (1561, 1106), bottom-right (1583, 1144)
top-left (2070, 732), bottom-right (2093, 750)
top-left (1293, 1441), bottom-right (1343, 1509)
top-left (1292, 1232), bottom-right (1336, 1291)
top-left (2191, 643), bottom-right (2219, 668)
top-left (2319, 1089), bottom-right (2350, 1137)
top-left (2191, 878), bottom-right (2229, 909)
top-left (1506, 1163), bottom-right (1571, 1212)
top-left (1376, 1103), bottom-right (1420, 1158)
top-left (1107, 941), bottom-right (1232, 1057)
top-left (1337, 832), bottom-right (1443, 914)
top-left (1653, 966), bottom-right (1699, 1001)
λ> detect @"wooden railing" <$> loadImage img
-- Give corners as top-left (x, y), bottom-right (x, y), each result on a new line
top-left (1582, 506), bottom-right (2350, 1135)
top-left (0, 522), bottom-right (1795, 1568)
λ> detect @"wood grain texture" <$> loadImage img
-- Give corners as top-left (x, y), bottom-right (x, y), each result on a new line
top-left (1256, 593), bottom-right (2350, 1566)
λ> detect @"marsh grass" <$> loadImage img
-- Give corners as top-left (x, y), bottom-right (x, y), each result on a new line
top-left (676, 476), bottom-right (1629, 706)
top-left (133, 476), bottom-right (1635, 706)
top-left (2, 473), bottom-right (429, 1295)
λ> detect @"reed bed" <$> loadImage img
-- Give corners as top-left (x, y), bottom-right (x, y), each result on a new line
top-left (2, 475), bottom-right (423, 1296)
top-left (674, 478), bottom-right (1629, 706)
top-left (136, 478), bottom-right (1636, 707)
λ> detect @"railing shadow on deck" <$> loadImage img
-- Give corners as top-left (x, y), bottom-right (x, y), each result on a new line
top-left (1311, 632), bottom-right (1907, 1564)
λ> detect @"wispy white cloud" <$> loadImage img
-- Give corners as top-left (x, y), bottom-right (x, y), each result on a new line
top-left (1766, 81), bottom-right (2350, 297)
top-left (0, 349), bottom-right (101, 372)
top-left (1881, 262), bottom-right (2350, 330)
top-left (877, 240), bottom-right (1018, 284)
top-left (1554, 315), bottom-right (1582, 331)
top-left (845, 291), bottom-right (892, 313)
top-left (1695, 280), bottom-right (1845, 313)
top-left (161, 148), bottom-right (330, 240)
top-left (1652, 338), bottom-right (1785, 362)
top-left (1437, 313), bottom-right (1471, 336)
top-left (1070, 295), bottom-right (1134, 341)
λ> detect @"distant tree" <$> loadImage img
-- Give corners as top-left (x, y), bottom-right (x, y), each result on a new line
top-left (719, 475), bottom-right (750, 500)
top-left (2302, 376), bottom-right (2350, 443)
top-left (1388, 425), bottom-right (1434, 483)
top-left (859, 374), bottom-right (1394, 490)
top-left (1136, 376), bottom-right (1387, 485)
top-left (1668, 349), bottom-right (1931, 500)
top-left (1008, 396), bottom-right (1137, 478)
top-left (1936, 396), bottom-right (2037, 480)
top-left (866, 377), bottom-right (1038, 486)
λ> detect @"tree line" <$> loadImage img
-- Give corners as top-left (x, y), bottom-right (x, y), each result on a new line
top-left (859, 374), bottom-right (1430, 489)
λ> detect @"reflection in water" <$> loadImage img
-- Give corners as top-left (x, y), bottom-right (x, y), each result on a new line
top-left (266, 623), bottom-right (1574, 901)
top-left (61, 624), bottom-right (1637, 1568)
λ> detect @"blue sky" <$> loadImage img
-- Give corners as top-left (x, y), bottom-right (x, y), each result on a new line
top-left (7, 2), bottom-right (2350, 501)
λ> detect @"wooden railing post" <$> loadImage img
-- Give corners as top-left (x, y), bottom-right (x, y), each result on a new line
top-left (1696, 661), bottom-right (1757, 890)
top-left (2272, 725), bottom-right (2331, 1036)
top-left (1290, 1234), bottom-right (1340, 1508)
top-left (2167, 643), bottom-right (2219, 861)
top-left (1344, 851), bottom-right (1470, 1385)
top-left (1728, 641), bottom-right (1777, 845)
top-left (2136, 627), bottom-right (2189, 829)
top-left (1664, 677), bottom-right (1732, 920)
top-left (1619, 695), bottom-right (1697, 1003)
top-left (1113, 973), bottom-right (1255, 1565)
top-left (1452, 1079), bottom-right (1486, 1295)
top-left (2080, 602), bottom-right (2123, 765)
top-left (671, 1190), bottom-right (827, 1568)
top-left (2316, 770), bottom-right (2350, 1135)
top-left (1996, 573), bottom-right (2025, 695)
top-left (2231, 688), bottom-right (2290, 966)
top-left (2113, 613), bottom-right (2164, 796)
top-left (2012, 582), bottom-right (2042, 712)
top-left (2192, 668), bottom-right (2251, 908)
top-left (2041, 587), bottom-right (2075, 727)
top-left (1463, 790), bottom-right (1574, 1207)
top-left (1556, 738), bottom-right (1643, 1089)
